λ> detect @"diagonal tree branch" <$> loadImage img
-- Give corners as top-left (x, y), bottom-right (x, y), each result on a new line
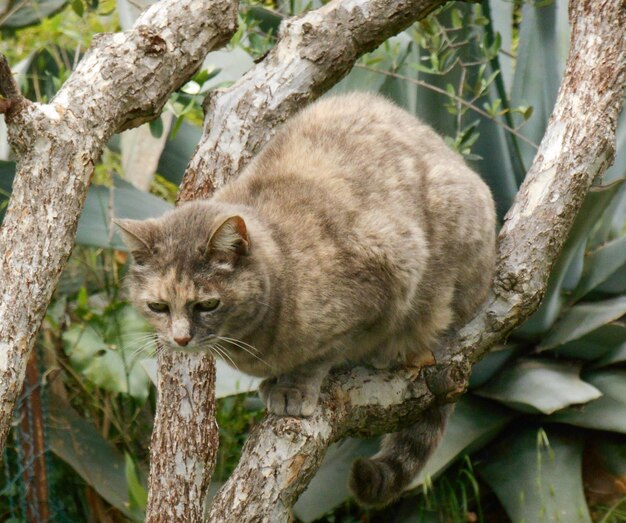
top-left (0, 0), bottom-right (238, 462)
top-left (178, 0), bottom-right (452, 201)
top-left (165, 0), bottom-right (624, 521)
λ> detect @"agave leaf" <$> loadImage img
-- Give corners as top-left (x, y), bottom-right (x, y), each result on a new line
top-left (469, 345), bottom-right (518, 389)
top-left (480, 426), bottom-right (592, 523)
top-left (485, 0), bottom-right (514, 91)
top-left (519, 181), bottom-right (625, 337)
top-left (539, 296), bottom-right (626, 351)
top-left (594, 332), bottom-right (626, 367)
top-left (554, 323), bottom-right (626, 362)
top-left (48, 396), bottom-right (142, 521)
top-left (0, 160), bottom-right (15, 223)
top-left (597, 263), bottom-right (626, 295)
top-left (76, 175), bottom-right (172, 250)
top-left (120, 112), bottom-right (174, 191)
top-left (156, 121), bottom-right (202, 186)
top-left (552, 370), bottom-right (626, 434)
top-left (474, 359), bottom-right (602, 414)
top-left (294, 438), bottom-right (380, 522)
top-left (1, 0), bottom-right (68, 28)
top-left (572, 234), bottom-right (626, 301)
top-left (510, 0), bottom-right (570, 171)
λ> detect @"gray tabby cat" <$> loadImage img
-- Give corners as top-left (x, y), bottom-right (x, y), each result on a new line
top-left (117, 92), bottom-right (496, 507)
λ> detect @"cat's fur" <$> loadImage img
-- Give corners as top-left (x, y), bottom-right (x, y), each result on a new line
top-left (118, 92), bottom-right (496, 507)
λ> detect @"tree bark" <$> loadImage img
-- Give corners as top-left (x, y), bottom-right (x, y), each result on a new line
top-left (0, 0), bottom-right (237, 462)
top-left (192, 0), bottom-right (624, 521)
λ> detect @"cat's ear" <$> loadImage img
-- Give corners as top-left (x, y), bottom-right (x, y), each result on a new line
top-left (114, 219), bottom-right (157, 263)
top-left (208, 216), bottom-right (250, 259)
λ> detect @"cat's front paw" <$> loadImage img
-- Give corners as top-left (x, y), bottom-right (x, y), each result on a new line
top-left (259, 378), bottom-right (319, 417)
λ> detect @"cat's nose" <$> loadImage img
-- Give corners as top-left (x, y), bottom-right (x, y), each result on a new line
top-left (174, 335), bottom-right (192, 347)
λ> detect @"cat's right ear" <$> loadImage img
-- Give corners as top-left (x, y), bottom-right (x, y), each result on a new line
top-left (114, 219), bottom-right (156, 264)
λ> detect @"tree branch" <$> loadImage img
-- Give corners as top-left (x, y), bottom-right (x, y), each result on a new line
top-left (0, 0), bottom-right (238, 462)
top-left (178, 0), bottom-right (451, 200)
top-left (176, 0), bottom-right (623, 521)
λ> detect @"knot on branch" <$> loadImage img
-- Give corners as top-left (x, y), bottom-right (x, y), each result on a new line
top-left (136, 25), bottom-right (167, 55)
top-left (424, 361), bottom-right (470, 402)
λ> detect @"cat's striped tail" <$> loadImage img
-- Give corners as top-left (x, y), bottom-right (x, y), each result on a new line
top-left (348, 403), bottom-right (453, 507)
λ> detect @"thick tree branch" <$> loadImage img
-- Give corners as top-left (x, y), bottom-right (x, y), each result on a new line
top-left (184, 0), bottom-right (623, 521)
top-left (0, 0), bottom-right (238, 462)
top-left (178, 0), bottom-right (451, 200)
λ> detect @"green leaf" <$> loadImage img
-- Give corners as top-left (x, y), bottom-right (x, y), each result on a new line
top-left (480, 426), bottom-right (592, 523)
top-left (475, 359), bottom-right (601, 414)
top-left (148, 116), bottom-right (164, 139)
top-left (0, 160), bottom-right (16, 223)
top-left (48, 396), bottom-right (142, 521)
top-left (573, 234), bottom-right (626, 300)
top-left (594, 329), bottom-right (626, 367)
top-left (554, 322), bottom-right (626, 362)
top-left (70, 0), bottom-right (84, 16)
top-left (552, 370), bottom-right (626, 434)
top-left (62, 304), bottom-right (154, 400)
top-left (76, 175), bottom-right (172, 250)
top-left (539, 296), bottom-right (626, 351)
top-left (519, 181), bottom-right (625, 336)
top-left (1, 0), bottom-right (68, 28)
top-left (125, 454), bottom-right (148, 512)
top-left (294, 438), bottom-right (380, 522)
top-left (510, 0), bottom-right (570, 171)
top-left (469, 345), bottom-right (518, 388)
top-left (157, 121), bottom-right (202, 186)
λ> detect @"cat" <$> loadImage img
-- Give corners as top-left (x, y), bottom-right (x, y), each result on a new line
top-left (117, 92), bottom-right (496, 508)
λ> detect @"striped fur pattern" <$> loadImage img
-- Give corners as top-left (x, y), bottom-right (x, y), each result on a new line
top-left (118, 93), bottom-right (496, 506)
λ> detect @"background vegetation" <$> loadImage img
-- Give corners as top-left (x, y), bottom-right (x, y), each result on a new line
top-left (0, 0), bottom-right (625, 521)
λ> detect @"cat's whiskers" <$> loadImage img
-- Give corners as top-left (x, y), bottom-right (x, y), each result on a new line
top-left (129, 340), bottom-right (158, 361)
top-left (212, 343), bottom-right (240, 371)
top-left (216, 336), bottom-right (272, 369)
top-left (217, 335), bottom-right (260, 354)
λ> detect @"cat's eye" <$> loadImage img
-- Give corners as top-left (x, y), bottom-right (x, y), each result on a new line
top-left (195, 299), bottom-right (220, 312)
top-left (147, 302), bottom-right (169, 313)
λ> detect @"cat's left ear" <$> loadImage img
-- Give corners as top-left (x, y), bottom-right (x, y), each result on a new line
top-left (114, 218), bottom-right (157, 263)
top-left (208, 216), bottom-right (250, 258)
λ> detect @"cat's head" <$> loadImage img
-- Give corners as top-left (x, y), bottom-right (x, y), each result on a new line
top-left (116, 201), bottom-right (270, 363)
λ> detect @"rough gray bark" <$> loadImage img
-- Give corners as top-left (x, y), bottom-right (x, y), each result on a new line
top-left (0, 0), bottom-right (237, 463)
top-left (192, 0), bottom-right (624, 520)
